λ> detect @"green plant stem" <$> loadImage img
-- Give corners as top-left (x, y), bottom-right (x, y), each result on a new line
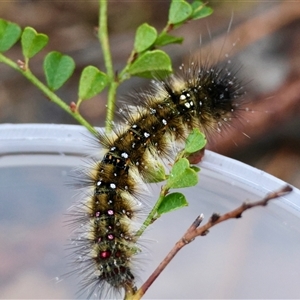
top-left (136, 148), bottom-right (189, 237)
top-left (136, 185), bottom-right (169, 237)
top-left (98, 0), bottom-right (118, 132)
top-left (0, 53), bottom-right (97, 135)
top-left (106, 80), bottom-right (119, 129)
top-left (98, 0), bottom-right (113, 79)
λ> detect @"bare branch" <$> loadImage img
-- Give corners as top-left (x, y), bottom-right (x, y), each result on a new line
top-left (135, 185), bottom-right (293, 299)
top-left (192, 185), bottom-right (293, 239)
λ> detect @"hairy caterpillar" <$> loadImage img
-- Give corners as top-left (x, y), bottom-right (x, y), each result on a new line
top-left (68, 61), bottom-right (246, 298)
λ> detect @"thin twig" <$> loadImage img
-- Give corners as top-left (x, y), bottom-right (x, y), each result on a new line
top-left (98, 0), bottom-right (119, 132)
top-left (0, 53), bottom-right (98, 135)
top-left (135, 185), bottom-right (292, 299)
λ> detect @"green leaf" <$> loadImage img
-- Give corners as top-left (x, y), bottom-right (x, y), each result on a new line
top-left (0, 19), bottom-right (21, 52)
top-left (78, 66), bottom-right (108, 100)
top-left (191, 166), bottom-right (201, 172)
top-left (155, 32), bottom-right (183, 47)
top-left (167, 158), bottom-right (198, 189)
top-left (21, 27), bottom-right (48, 59)
top-left (185, 128), bottom-right (206, 154)
top-left (43, 51), bottom-right (75, 91)
top-left (127, 50), bottom-right (172, 78)
top-left (168, 0), bottom-right (192, 25)
top-left (191, 1), bottom-right (213, 20)
top-left (134, 23), bottom-right (157, 53)
top-left (157, 192), bottom-right (188, 215)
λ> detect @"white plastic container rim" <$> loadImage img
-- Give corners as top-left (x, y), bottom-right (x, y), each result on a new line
top-left (0, 123), bottom-right (299, 216)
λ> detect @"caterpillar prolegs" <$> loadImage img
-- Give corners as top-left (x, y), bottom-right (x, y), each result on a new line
top-left (69, 62), bottom-right (245, 298)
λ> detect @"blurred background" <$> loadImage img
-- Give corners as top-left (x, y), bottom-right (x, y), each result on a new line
top-left (1, 1), bottom-right (300, 299)
top-left (1, 1), bottom-right (300, 188)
